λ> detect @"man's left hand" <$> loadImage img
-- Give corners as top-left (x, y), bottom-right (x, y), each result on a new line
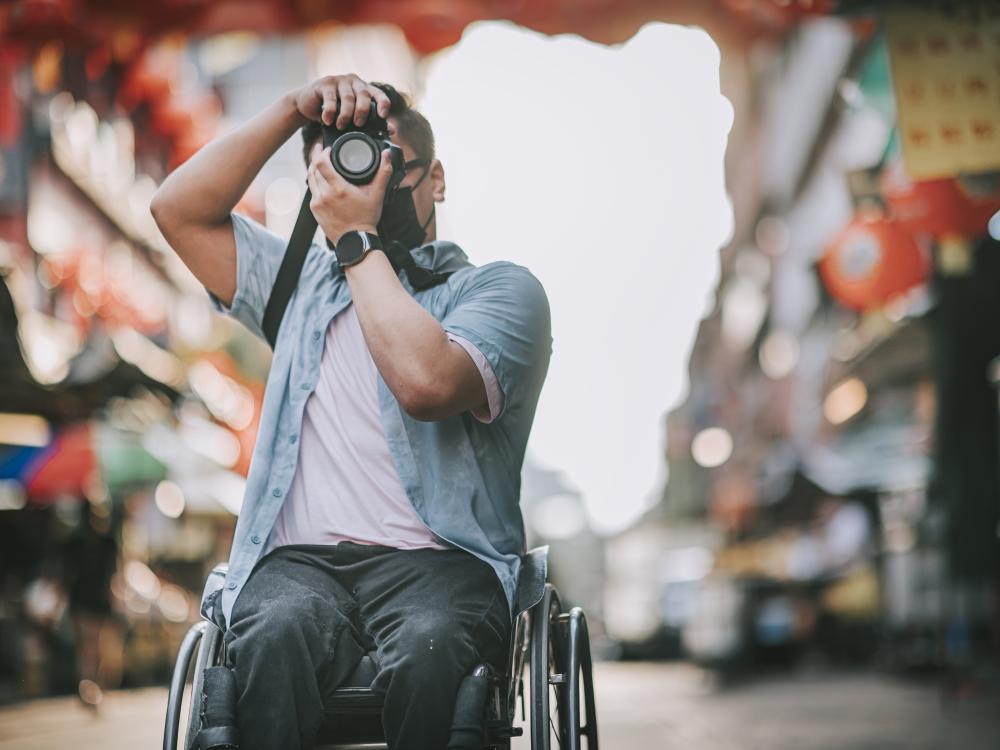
top-left (307, 146), bottom-right (394, 245)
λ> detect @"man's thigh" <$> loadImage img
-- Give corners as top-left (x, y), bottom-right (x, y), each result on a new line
top-left (352, 548), bottom-right (511, 678)
top-left (224, 546), bottom-right (369, 693)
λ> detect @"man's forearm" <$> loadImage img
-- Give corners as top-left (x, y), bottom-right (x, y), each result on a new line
top-left (346, 250), bottom-right (489, 422)
top-left (345, 251), bottom-right (456, 413)
top-left (152, 93), bottom-right (305, 226)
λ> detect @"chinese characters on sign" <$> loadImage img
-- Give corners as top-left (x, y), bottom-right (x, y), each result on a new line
top-left (887, 9), bottom-right (1000, 179)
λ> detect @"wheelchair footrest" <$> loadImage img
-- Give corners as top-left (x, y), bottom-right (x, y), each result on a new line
top-left (192, 666), bottom-right (240, 749)
top-left (447, 671), bottom-right (490, 750)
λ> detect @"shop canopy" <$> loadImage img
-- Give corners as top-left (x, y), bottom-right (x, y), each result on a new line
top-left (0, 0), bottom-right (841, 55)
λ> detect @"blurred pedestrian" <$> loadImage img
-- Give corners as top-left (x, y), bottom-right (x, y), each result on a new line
top-left (63, 502), bottom-right (124, 709)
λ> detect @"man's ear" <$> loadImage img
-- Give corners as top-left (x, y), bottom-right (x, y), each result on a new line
top-left (430, 159), bottom-right (446, 203)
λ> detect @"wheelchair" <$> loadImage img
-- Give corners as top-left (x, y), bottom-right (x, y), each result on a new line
top-left (163, 547), bottom-right (598, 750)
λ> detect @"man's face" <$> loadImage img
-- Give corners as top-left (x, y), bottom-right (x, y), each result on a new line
top-left (307, 116), bottom-right (445, 239)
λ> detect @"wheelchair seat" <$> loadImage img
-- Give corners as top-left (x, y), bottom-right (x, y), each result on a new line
top-left (167, 546), bottom-right (597, 750)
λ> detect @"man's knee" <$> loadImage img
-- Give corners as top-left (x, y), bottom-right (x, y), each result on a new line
top-left (226, 584), bottom-right (331, 671)
top-left (382, 613), bottom-right (474, 682)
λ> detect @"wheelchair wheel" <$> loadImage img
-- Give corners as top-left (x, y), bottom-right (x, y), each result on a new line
top-left (529, 585), bottom-right (599, 750)
top-left (530, 584), bottom-right (565, 749)
top-left (563, 607), bottom-right (599, 750)
top-left (184, 622), bottom-right (224, 749)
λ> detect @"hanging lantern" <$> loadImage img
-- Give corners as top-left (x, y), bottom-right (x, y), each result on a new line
top-left (117, 47), bottom-right (177, 112)
top-left (380, 0), bottom-right (479, 55)
top-left (819, 212), bottom-right (929, 312)
top-left (880, 159), bottom-right (1000, 240)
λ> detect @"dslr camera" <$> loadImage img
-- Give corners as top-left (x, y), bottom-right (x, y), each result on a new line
top-left (324, 104), bottom-right (405, 190)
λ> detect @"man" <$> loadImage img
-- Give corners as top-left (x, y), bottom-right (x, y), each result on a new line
top-left (151, 74), bottom-right (551, 750)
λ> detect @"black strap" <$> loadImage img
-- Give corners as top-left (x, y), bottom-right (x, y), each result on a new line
top-left (261, 190), bottom-right (318, 350)
top-left (383, 239), bottom-right (453, 292)
top-left (261, 192), bottom-right (454, 351)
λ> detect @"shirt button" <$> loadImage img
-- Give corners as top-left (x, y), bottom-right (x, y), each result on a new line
top-left (289, 433), bottom-right (298, 444)
top-left (251, 535), bottom-right (261, 544)
top-left (300, 382), bottom-right (311, 391)
top-left (226, 582), bottom-right (237, 590)
top-left (312, 330), bottom-right (322, 341)
top-left (272, 488), bottom-right (283, 498)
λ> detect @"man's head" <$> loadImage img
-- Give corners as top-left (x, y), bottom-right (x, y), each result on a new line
top-left (301, 82), bottom-right (445, 242)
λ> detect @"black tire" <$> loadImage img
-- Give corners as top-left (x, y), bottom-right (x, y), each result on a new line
top-left (530, 584), bottom-right (566, 749)
top-left (564, 607), bottom-right (598, 750)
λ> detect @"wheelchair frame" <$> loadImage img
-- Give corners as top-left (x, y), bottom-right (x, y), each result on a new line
top-left (163, 548), bottom-right (598, 750)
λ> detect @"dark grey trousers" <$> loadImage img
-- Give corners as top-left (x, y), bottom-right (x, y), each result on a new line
top-left (217, 542), bottom-right (510, 750)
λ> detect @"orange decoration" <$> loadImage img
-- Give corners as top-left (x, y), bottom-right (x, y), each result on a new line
top-left (880, 159), bottom-right (1000, 240)
top-left (357, 0), bottom-right (480, 55)
top-left (819, 213), bottom-right (930, 312)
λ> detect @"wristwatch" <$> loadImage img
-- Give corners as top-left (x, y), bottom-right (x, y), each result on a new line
top-left (330, 231), bottom-right (382, 269)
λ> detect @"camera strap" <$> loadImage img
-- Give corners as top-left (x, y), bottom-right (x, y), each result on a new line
top-left (261, 188), bottom-right (319, 350)
top-left (260, 190), bottom-right (452, 351)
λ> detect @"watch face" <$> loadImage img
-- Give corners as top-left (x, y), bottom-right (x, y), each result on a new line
top-left (336, 232), bottom-right (366, 265)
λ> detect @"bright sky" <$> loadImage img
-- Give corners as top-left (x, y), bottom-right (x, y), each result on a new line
top-left (421, 22), bottom-right (733, 534)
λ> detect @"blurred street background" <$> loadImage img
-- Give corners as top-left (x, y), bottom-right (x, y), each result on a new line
top-left (1, 1), bottom-right (1000, 748)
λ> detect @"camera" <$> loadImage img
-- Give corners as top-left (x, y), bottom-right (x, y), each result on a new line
top-left (324, 104), bottom-right (404, 189)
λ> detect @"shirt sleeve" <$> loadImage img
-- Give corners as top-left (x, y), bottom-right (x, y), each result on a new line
top-left (446, 333), bottom-right (504, 424)
top-left (440, 262), bottom-right (552, 423)
top-left (206, 212), bottom-right (288, 342)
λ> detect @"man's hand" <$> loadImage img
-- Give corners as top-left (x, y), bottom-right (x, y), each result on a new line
top-left (307, 145), bottom-right (394, 246)
top-left (292, 74), bottom-right (391, 130)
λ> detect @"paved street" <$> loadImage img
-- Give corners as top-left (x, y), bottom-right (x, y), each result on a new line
top-left (1, 662), bottom-right (997, 749)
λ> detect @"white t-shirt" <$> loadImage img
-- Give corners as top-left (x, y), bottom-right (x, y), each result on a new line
top-left (267, 304), bottom-right (502, 552)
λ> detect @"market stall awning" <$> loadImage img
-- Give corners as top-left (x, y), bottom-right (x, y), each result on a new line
top-left (0, 420), bottom-right (97, 501)
top-left (0, 0), bottom-right (835, 55)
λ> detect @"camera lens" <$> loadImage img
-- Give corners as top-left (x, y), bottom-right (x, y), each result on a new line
top-left (338, 137), bottom-right (376, 174)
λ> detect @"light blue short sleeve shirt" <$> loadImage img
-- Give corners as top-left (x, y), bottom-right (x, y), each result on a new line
top-left (205, 213), bottom-right (552, 627)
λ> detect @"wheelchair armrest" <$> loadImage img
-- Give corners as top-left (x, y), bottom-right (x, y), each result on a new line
top-left (200, 562), bottom-right (229, 623)
top-left (512, 546), bottom-right (548, 619)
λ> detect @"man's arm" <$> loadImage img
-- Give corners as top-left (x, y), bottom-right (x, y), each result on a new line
top-left (150, 75), bottom-right (390, 307)
top-left (347, 250), bottom-right (490, 422)
top-left (306, 147), bottom-right (488, 422)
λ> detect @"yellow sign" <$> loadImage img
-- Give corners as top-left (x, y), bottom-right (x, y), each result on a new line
top-left (887, 9), bottom-right (1000, 179)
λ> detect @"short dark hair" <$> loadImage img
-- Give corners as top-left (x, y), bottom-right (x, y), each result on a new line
top-left (300, 82), bottom-right (435, 165)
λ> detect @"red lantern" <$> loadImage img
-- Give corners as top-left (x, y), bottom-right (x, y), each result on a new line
top-left (358, 0), bottom-right (481, 55)
top-left (819, 213), bottom-right (930, 312)
top-left (880, 159), bottom-right (1000, 240)
top-left (117, 48), bottom-right (178, 112)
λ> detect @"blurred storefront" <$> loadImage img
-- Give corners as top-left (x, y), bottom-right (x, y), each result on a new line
top-left (660, 4), bottom-right (1000, 671)
top-left (0, 32), bottom-right (299, 703)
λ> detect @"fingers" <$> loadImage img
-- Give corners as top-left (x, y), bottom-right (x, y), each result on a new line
top-left (335, 78), bottom-right (356, 130)
top-left (307, 149), bottom-right (333, 197)
top-left (352, 80), bottom-right (373, 127)
top-left (318, 79), bottom-right (339, 126)
top-left (314, 147), bottom-right (339, 182)
top-left (371, 148), bottom-right (394, 193)
top-left (306, 162), bottom-right (323, 200)
top-left (370, 86), bottom-right (391, 119)
top-left (311, 75), bottom-right (388, 128)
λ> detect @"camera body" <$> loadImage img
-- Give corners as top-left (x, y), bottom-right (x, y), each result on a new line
top-left (323, 106), bottom-right (404, 193)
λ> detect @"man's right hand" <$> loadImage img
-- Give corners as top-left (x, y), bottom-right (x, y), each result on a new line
top-left (292, 75), bottom-right (392, 130)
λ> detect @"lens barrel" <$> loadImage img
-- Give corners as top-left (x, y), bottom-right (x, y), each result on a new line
top-left (331, 132), bottom-right (380, 184)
